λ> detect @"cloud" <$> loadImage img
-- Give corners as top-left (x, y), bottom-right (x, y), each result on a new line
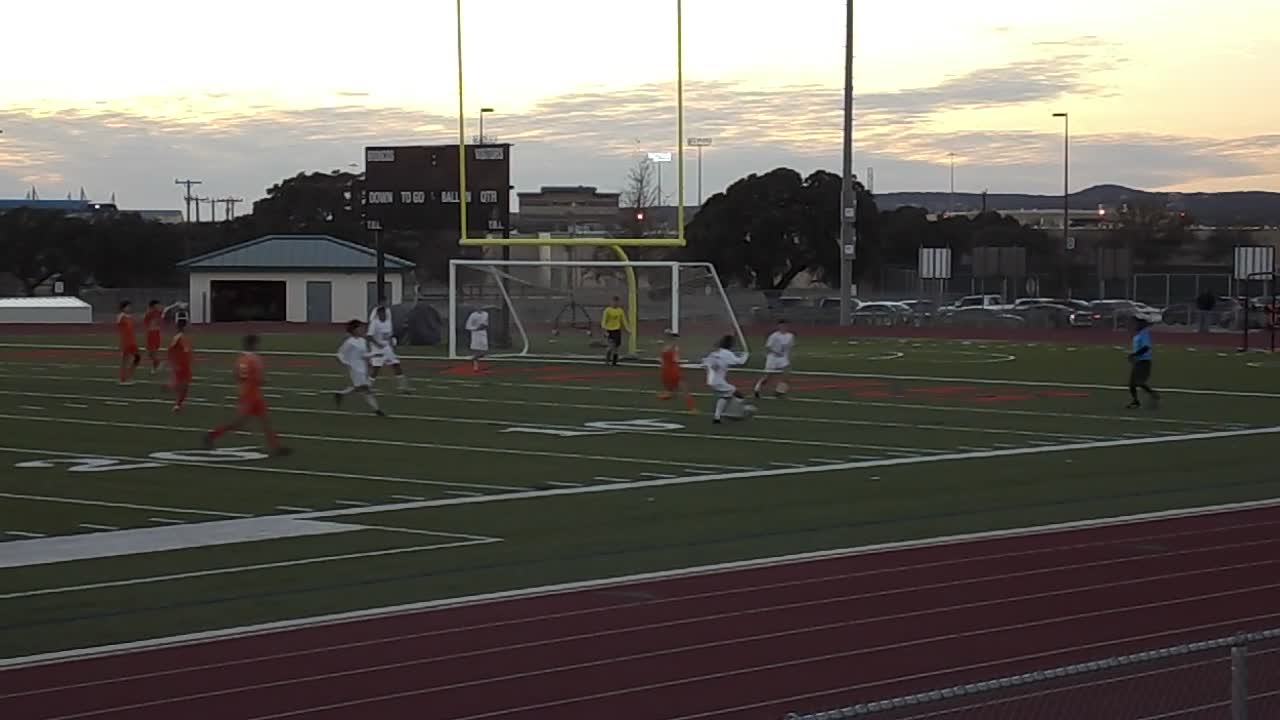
top-left (0, 42), bottom-right (1272, 211)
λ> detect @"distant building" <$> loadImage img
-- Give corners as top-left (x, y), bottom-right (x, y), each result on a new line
top-left (516, 186), bottom-right (622, 235)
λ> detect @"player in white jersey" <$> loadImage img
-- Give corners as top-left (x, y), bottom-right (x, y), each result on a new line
top-left (704, 334), bottom-right (754, 424)
top-left (367, 303), bottom-right (410, 392)
top-left (754, 318), bottom-right (795, 398)
top-left (465, 308), bottom-right (490, 373)
top-left (334, 319), bottom-right (384, 416)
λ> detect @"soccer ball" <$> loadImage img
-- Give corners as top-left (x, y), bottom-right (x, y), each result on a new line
top-left (776, 381), bottom-right (789, 397)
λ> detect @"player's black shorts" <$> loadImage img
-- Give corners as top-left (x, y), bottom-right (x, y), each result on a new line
top-left (607, 329), bottom-right (622, 347)
top-left (1130, 360), bottom-right (1152, 385)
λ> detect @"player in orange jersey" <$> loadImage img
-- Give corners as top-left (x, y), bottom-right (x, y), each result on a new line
top-left (167, 319), bottom-right (194, 413)
top-left (116, 300), bottom-right (142, 385)
top-left (657, 334), bottom-right (697, 413)
top-left (205, 334), bottom-right (290, 456)
top-left (142, 300), bottom-right (164, 374)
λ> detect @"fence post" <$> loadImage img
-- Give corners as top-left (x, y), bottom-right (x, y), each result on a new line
top-left (1232, 644), bottom-right (1249, 720)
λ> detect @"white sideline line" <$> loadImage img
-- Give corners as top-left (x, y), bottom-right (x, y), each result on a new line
top-left (390, 495), bottom-right (426, 502)
top-left (0, 444), bottom-right (519, 494)
top-left (4, 531), bottom-right (45, 538)
top-left (595, 477), bottom-right (632, 483)
top-left (193, 424), bottom-right (1280, 525)
top-left (63, 403), bottom-right (88, 409)
top-left (546, 481), bottom-right (582, 488)
top-left (275, 506), bottom-right (313, 513)
top-left (148, 518), bottom-right (185, 525)
top-left (443, 491), bottom-right (483, 497)
top-left (19, 405), bottom-right (43, 411)
top-left (334, 500), bottom-right (369, 507)
top-left (0, 538), bottom-right (503, 602)
top-left (639, 472), bottom-right (675, 479)
top-left (78, 524), bottom-right (118, 531)
top-left (770, 462), bottom-right (806, 468)
top-left (8, 496), bottom-right (1280, 671)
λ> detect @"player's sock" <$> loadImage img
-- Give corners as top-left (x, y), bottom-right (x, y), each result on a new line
top-left (265, 430), bottom-right (281, 451)
top-left (397, 374), bottom-right (409, 391)
top-left (209, 425), bottom-right (229, 440)
top-left (175, 385), bottom-right (188, 407)
top-left (713, 397), bottom-right (728, 421)
top-left (364, 391), bottom-right (380, 411)
top-left (683, 394), bottom-right (696, 412)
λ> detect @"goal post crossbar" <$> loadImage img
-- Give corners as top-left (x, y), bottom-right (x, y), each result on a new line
top-left (447, 259), bottom-right (747, 362)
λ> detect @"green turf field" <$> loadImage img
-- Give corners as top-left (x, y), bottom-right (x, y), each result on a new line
top-left (0, 332), bottom-right (1277, 662)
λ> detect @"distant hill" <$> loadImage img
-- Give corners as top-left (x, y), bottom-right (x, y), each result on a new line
top-left (876, 184), bottom-right (1280, 227)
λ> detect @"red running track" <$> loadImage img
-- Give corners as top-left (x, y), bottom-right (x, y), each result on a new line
top-left (4, 505), bottom-right (1280, 720)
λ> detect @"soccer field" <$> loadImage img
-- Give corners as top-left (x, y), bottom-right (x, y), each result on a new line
top-left (1, 330), bottom-right (1278, 664)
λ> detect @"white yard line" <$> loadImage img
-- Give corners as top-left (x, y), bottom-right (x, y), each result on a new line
top-left (0, 386), bottom-right (987, 453)
top-left (333, 500), bottom-right (370, 507)
top-left (6, 496), bottom-right (1280, 670)
top-left (0, 490), bottom-right (248, 518)
top-left (274, 506), bottom-right (314, 513)
top-left (0, 366), bottom-right (1238, 432)
top-left (389, 495), bottom-right (426, 502)
top-left (0, 444), bottom-right (521, 493)
top-left (78, 524), bottom-right (119, 531)
top-left (4, 342), bottom-right (1274, 398)
top-left (4, 531), bottom-right (45, 538)
top-left (148, 518), bottom-right (186, 525)
top-left (546, 481), bottom-right (583, 488)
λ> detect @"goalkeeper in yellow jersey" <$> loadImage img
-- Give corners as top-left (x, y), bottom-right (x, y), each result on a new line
top-left (600, 296), bottom-right (631, 366)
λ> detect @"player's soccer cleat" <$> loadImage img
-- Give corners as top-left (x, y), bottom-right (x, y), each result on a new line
top-left (1126, 401), bottom-right (1141, 410)
top-left (657, 391), bottom-right (672, 401)
top-left (375, 410), bottom-right (387, 417)
top-left (333, 392), bottom-right (343, 408)
top-left (272, 446), bottom-right (294, 458)
top-left (172, 404), bottom-right (183, 414)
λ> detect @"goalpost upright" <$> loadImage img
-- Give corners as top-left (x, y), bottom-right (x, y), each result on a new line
top-left (453, 0), bottom-right (689, 356)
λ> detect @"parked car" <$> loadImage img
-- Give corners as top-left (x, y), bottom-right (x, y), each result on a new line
top-left (1014, 302), bottom-right (1095, 328)
top-left (938, 306), bottom-right (1025, 329)
top-left (851, 301), bottom-right (914, 326)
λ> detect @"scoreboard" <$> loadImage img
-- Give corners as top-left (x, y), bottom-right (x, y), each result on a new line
top-left (362, 144), bottom-right (511, 237)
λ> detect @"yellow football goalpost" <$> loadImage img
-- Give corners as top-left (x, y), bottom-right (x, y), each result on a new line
top-left (452, 0), bottom-right (688, 355)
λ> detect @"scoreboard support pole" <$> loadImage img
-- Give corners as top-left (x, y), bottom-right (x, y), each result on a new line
top-left (456, 0), bottom-right (469, 244)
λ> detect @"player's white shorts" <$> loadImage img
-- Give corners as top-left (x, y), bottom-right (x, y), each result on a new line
top-left (764, 356), bottom-right (791, 373)
top-left (470, 334), bottom-right (489, 353)
top-left (708, 380), bottom-right (737, 397)
top-left (370, 344), bottom-right (398, 368)
top-left (348, 368), bottom-right (370, 388)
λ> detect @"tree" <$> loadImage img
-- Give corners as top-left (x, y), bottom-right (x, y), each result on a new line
top-left (684, 168), bottom-right (878, 292)
top-left (619, 158), bottom-right (661, 238)
top-left (0, 209), bottom-right (78, 295)
top-left (251, 171), bottom-right (365, 237)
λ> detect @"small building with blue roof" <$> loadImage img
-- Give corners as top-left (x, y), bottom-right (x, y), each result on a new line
top-left (178, 234), bottom-right (414, 324)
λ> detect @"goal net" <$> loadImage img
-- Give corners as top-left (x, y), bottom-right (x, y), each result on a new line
top-left (448, 259), bottom-right (749, 363)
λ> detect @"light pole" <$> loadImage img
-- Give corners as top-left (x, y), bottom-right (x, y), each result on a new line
top-left (687, 137), bottom-right (713, 205)
top-left (839, 0), bottom-right (856, 326)
top-left (478, 107), bottom-right (494, 144)
top-left (648, 152), bottom-right (672, 211)
top-left (1052, 112), bottom-right (1070, 296)
top-left (948, 152), bottom-right (955, 215)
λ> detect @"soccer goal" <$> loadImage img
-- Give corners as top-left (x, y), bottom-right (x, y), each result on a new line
top-left (448, 259), bottom-right (749, 362)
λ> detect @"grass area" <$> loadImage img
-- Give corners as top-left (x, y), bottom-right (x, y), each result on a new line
top-left (0, 330), bottom-right (1277, 661)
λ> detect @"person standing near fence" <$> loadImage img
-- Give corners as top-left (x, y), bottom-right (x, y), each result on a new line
top-left (1196, 290), bottom-right (1216, 333)
top-left (1127, 316), bottom-right (1160, 410)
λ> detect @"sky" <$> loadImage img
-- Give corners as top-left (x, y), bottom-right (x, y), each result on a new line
top-left (1, 0), bottom-right (1278, 214)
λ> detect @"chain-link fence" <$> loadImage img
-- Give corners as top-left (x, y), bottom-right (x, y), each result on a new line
top-left (785, 629), bottom-right (1280, 720)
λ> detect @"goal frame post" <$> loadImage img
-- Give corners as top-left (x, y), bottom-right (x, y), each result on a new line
top-left (447, 258), bottom-right (746, 361)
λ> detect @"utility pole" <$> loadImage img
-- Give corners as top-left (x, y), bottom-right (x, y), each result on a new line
top-left (218, 197), bottom-right (243, 221)
top-left (174, 179), bottom-right (202, 223)
top-left (1052, 112), bottom-right (1070, 296)
top-left (948, 152), bottom-right (956, 215)
top-left (688, 137), bottom-right (713, 205)
top-left (839, 0), bottom-right (856, 326)
top-left (200, 197), bottom-right (217, 223)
